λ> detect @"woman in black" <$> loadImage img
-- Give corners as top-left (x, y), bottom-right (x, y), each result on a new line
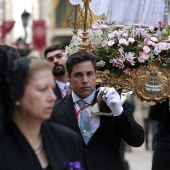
top-left (0, 47), bottom-right (83, 170)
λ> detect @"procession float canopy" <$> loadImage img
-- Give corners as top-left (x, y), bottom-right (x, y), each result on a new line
top-left (66, 0), bottom-right (170, 105)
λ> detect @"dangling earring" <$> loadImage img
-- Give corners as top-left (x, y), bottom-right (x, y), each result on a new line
top-left (15, 101), bottom-right (20, 106)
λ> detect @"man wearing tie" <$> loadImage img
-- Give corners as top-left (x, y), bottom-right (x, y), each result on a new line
top-left (50, 51), bottom-right (144, 170)
top-left (44, 44), bottom-right (70, 101)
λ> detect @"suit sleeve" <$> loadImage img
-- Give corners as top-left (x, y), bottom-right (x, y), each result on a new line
top-left (115, 103), bottom-right (145, 147)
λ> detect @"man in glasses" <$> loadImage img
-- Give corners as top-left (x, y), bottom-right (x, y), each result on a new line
top-left (44, 44), bottom-right (70, 101)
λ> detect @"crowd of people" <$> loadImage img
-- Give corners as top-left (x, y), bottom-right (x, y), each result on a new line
top-left (0, 42), bottom-right (168, 170)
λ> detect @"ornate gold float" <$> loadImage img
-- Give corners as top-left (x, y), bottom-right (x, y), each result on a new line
top-left (67, 0), bottom-right (170, 105)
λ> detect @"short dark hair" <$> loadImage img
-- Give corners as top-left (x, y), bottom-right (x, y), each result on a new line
top-left (44, 44), bottom-right (65, 58)
top-left (66, 50), bottom-right (96, 75)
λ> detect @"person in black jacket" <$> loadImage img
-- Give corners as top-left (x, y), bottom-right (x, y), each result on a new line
top-left (149, 98), bottom-right (170, 170)
top-left (50, 50), bottom-right (145, 170)
top-left (44, 45), bottom-right (70, 101)
top-left (0, 48), bottom-right (83, 170)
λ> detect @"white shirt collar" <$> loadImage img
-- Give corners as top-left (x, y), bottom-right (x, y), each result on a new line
top-left (72, 90), bottom-right (96, 104)
top-left (55, 80), bottom-right (70, 90)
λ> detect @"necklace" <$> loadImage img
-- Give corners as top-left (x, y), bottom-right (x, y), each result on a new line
top-left (34, 140), bottom-right (44, 155)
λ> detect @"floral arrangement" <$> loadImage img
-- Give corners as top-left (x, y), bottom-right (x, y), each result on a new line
top-left (65, 20), bottom-right (170, 76)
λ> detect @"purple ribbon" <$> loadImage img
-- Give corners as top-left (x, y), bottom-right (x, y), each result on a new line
top-left (64, 161), bottom-right (84, 170)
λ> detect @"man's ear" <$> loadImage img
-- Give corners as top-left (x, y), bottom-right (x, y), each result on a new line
top-left (67, 73), bottom-right (71, 82)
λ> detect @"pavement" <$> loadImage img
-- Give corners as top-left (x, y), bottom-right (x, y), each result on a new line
top-left (125, 143), bottom-right (152, 170)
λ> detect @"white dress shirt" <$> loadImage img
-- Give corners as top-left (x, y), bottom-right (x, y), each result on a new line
top-left (72, 90), bottom-right (100, 133)
top-left (55, 80), bottom-right (70, 97)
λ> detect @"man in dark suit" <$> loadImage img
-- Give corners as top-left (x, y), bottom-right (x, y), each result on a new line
top-left (50, 51), bottom-right (144, 170)
top-left (44, 45), bottom-right (70, 101)
top-left (149, 98), bottom-right (170, 170)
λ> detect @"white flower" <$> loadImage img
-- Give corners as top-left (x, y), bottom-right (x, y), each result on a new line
top-left (96, 60), bottom-right (105, 67)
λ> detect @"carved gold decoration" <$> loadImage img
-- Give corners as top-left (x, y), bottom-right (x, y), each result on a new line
top-left (67, 0), bottom-right (93, 52)
top-left (96, 70), bottom-right (110, 83)
top-left (133, 61), bottom-right (170, 105)
top-left (66, 4), bottom-right (84, 35)
top-left (66, 0), bottom-right (92, 36)
top-left (96, 61), bottom-right (170, 105)
top-left (78, 0), bottom-right (93, 53)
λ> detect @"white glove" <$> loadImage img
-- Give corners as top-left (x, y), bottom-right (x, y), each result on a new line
top-left (102, 88), bottom-right (123, 116)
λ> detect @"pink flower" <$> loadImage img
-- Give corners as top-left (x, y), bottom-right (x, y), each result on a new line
top-left (138, 52), bottom-right (150, 63)
top-left (102, 40), bottom-right (108, 47)
top-left (116, 55), bottom-right (125, 69)
top-left (158, 42), bottom-right (168, 50)
top-left (110, 58), bottom-right (117, 65)
top-left (137, 45), bottom-right (143, 50)
top-left (125, 52), bottom-right (135, 65)
top-left (123, 67), bottom-right (131, 75)
top-left (128, 38), bottom-right (135, 44)
top-left (158, 21), bottom-right (162, 29)
top-left (110, 55), bottom-right (125, 69)
top-left (100, 24), bottom-right (108, 29)
top-left (143, 46), bottom-right (151, 54)
top-left (116, 62), bottom-right (124, 69)
top-left (133, 24), bottom-right (143, 28)
top-left (108, 40), bottom-right (115, 46)
top-left (141, 30), bottom-right (148, 38)
top-left (96, 30), bottom-right (103, 36)
top-left (119, 39), bottom-right (129, 46)
top-left (168, 36), bottom-right (170, 42)
top-left (113, 25), bottom-right (125, 29)
top-left (122, 33), bottom-right (128, 37)
top-left (91, 44), bottom-right (97, 50)
top-left (144, 38), bottom-right (153, 46)
top-left (108, 32), bottom-right (115, 39)
top-left (118, 48), bottom-right (124, 53)
top-left (92, 25), bottom-right (98, 30)
top-left (149, 27), bottom-right (155, 32)
top-left (132, 30), bottom-right (138, 38)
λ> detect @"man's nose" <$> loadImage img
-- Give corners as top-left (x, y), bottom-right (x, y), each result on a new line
top-left (53, 57), bottom-right (59, 63)
top-left (82, 75), bottom-right (88, 83)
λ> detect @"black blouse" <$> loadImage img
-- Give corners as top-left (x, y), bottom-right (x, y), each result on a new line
top-left (43, 165), bottom-right (51, 170)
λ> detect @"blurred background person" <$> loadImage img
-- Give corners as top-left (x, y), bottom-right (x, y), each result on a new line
top-left (0, 49), bottom-right (83, 170)
top-left (0, 44), bottom-right (20, 59)
top-left (149, 98), bottom-right (170, 170)
top-left (0, 44), bottom-right (20, 132)
top-left (44, 44), bottom-right (70, 101)
top-left (141, 101), bottom-right (151, 150)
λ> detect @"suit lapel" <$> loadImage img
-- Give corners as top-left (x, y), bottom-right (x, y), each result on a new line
top-left (63, 94), bottom-right (82, 135)
top-left (54, 82), bottom-right (62, 101)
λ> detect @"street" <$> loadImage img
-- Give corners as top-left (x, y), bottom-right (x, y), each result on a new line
top-left (125, 144), bottom-right (152, 170)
